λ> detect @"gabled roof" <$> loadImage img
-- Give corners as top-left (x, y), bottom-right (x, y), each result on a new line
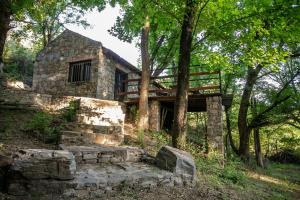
top-left (102, 47), bottom-right (141, 75)
top-left (38, 29), bottom-right (141, 75)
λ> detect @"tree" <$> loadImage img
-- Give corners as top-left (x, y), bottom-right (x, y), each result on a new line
top-left (0, 0), bottom-right (106, 63)
top-left (13, 0), bottom-right (93, 48)
top-left (0, 0), bottom-right (31, 64)
top-left (197, 0), bottom-right (300, 159)
top-left (109, 0), bottom-right (181, 131)
top-left (137, 16), bottom-right (150, 130)
top-left (172, 0), bottom-right (199, 148)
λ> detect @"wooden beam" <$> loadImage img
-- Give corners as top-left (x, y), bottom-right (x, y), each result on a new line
top-left (118, 85), bottom-right (220, 96)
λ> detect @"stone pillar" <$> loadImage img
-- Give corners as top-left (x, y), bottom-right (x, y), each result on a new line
top-left (206, 96), bottom-right (224, 154)
top-left (149, 100), bottom-right (161, 132)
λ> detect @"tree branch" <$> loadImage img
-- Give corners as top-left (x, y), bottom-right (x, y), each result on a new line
top-left (150, 35), bottom-right (165, 71)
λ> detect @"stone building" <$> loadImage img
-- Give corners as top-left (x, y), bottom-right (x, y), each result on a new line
top-left (33, 29), bottom-right (141, 100)
top-left (31, 29), bottom-right (232, 153)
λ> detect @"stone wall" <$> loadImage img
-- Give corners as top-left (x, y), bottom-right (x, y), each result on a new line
top-left (33, 30), bottom-right (101, 98)
top-left (206, 96), bottom-right (224, 154)
top-left (0, 88), bottom-right (126, 145)
top-left (97, 51), bottom-right (141, 100)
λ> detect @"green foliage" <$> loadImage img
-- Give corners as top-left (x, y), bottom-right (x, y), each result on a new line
top-left (2, 63), bottom-right (22, 80)
top-left (149, 131), bottom-right (170, 145)
top-left (127, 105), bottom-right (139, 123)
top-left (196, 154), bottom-right (246, 185)
top-left (11, 0), bottom-right (106, 47)
top-left (25, 112), bottom-right (62, 144)
top-left (61, 100), bottom-right (79, 122)
top-left (137, 130), bottom-right (145, 148)
top-left (3, 40), bottom-right (35, 81)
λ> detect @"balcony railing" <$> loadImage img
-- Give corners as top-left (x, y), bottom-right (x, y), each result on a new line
top-left (118, 66), bottom-right (222, 99)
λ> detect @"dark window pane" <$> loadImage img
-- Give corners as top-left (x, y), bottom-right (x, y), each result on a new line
top-left (68, 60), bottom-right (91, 82)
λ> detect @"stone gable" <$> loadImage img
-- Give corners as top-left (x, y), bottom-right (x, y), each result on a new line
top-left (33, 29), bottom-right (141, 100)
top-left (33, 30), bottom-right (102, 98)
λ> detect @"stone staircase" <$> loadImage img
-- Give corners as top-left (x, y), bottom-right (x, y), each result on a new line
top-left (6, 146), bottom-right (197, 199)
top-left (60, 98), bottom-right (125, 146)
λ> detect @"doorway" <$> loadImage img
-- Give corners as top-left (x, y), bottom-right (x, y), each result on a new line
top-left (114, 69), bottom-right (128, 101)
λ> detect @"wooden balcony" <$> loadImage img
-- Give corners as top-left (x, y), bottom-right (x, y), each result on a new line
top-left (117, 67), bottom-right (233, 112)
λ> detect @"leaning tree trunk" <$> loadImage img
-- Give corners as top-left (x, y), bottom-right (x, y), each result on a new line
top-left (137, 17), bottom-right (151, 131)
top-left (0, 0), bottom-right (11, 64)
top-left (238, 65), bottom-right (263, 159)
top-left (172, 0), bottom-right (197, 148)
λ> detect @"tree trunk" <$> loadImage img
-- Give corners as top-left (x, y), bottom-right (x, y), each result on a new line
top-left (137, 17), bottom-right (150, 131)
top-left (225, 107), bottom-right (239, 155)
top-left (251, 97), bottom-right (264, 167)
top-left (253, 128), bottom-right (264, 167)
top-left (0, 0), bottom-right (11, 64)
top-left (238, 65), bottom-right (263, 159)
top-left (172, 0), bottom-right (197, 148)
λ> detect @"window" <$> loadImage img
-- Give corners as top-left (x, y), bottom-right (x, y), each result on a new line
top-left (68, 60), bottom-right (91, 82)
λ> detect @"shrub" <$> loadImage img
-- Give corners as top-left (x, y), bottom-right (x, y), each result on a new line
top-left (137, 130), bottom-right (145, 148)
top-left (220, 161), bottom-right (246, 184)
top-left (61, 100), bottom-right (79, 122)
top-left (269, 149), bottom-right (300, 164)
top-left (196, 153), bottom-right (246, 185)
top-left (25, 112), bottom-right (62, 144)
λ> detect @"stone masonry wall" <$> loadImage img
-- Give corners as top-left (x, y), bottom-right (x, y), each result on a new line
top-left (206, 96), bottom-right (224, 154)
top-left (33, 30), bottom-right (101, 98)
top-left (97, 51), bottom-right (141, 100)
top-left (0, 88), bottom-right (125, 146)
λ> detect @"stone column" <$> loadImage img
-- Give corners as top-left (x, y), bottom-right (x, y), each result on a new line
top-left (149, 100), bottom-right (161, 132)
top-left (206, 96), bottom-right (224, 154)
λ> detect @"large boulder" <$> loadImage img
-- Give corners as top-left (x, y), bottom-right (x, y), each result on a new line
top-left (155, 146), bottom-right (197, 184)
top-left (9, 149), bottom-right (76, 180)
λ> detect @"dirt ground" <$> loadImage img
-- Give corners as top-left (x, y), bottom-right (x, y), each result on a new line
top-left (0, 110), bottom-right (56, 157)
top-left (0, 110), bottom-right (299, 200)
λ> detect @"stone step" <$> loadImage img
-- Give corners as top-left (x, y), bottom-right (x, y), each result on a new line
top-left (79, 105), bottom-right (123, 113)
top-left (61, 123), bottom-right (124, 146)
top-left (60, 145), bottom-right (145, 164)
top-left (73, 124), bottom-right (123, 134)
top-left (76, 112), bottom-right (124, 127)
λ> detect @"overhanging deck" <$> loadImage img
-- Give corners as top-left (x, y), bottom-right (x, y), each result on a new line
top-left (124, 93), bottom-right (233, 112)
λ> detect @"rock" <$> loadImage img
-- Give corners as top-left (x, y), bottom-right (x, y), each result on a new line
top-left (0, 154), bottom-right (12, 168)
top-left (0, 155), bottom-right (12, 192)
top-left (9, 149), bottom-right (76, 180)
top-left (155, 146), bottom-right (197, 183)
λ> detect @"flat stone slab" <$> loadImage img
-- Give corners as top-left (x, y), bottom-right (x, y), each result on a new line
top-left (61, 145), bottom-right (145, 164)
top-left (7, 162), bottom-right (188, 197)
top-left (72, 162), bottom-right (176, 190)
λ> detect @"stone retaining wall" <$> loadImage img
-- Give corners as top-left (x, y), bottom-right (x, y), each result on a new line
top-left (0, 88), bottom-right (126, 145)
top-left (6, 146), bottom-right (197, 198)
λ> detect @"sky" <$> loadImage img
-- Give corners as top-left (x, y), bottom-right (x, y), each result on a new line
top-left (66, 6), bottom-right (140, 66)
